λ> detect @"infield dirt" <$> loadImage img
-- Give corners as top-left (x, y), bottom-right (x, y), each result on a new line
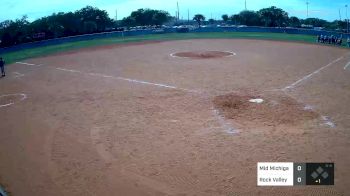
top-left (0, 39), bottom-right (349, 196)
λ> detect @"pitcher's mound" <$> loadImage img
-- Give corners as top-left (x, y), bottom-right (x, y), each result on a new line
top-left (172, 51), bottom-right (234, 59)
top-left (213, 91), bottom-right (319, 126)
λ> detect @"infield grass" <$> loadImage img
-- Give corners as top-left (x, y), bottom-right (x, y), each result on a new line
top-left (0, 32), bottom-right (340, 64)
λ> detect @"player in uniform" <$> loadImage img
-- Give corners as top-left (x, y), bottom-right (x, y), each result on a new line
top-left (324, 35), bottom-right (328, 44)
top-left (0, 57), bottom-right (5, 77)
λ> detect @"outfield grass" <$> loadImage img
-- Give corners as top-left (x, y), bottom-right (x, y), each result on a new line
top-left (0, 32), bottom-right (342, 64)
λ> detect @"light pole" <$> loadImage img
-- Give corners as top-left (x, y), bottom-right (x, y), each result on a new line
top-left (177, 1), bottom-right (180, 21)
top-left (346, 5), bottom-right (349, 33)
top-left (306, 1), bottom-right (309, 18)
top-left (188, 9), bottom-right (190, 25)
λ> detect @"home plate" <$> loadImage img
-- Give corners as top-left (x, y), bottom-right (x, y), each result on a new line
top-left (249, 98), bottom-right (264, 104)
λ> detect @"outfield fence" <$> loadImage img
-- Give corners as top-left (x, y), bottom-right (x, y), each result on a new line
top-left (0, 26), bottom-right (347, 54)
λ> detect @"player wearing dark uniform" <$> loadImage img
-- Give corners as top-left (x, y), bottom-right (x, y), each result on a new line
top-left (0, 57), bottom-right (5, 77)
top-left (338, 38), bottom-right (343, 46)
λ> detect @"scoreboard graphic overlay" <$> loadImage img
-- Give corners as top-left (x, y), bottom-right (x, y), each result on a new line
top-left (257, 162), bottom-right (334, 186)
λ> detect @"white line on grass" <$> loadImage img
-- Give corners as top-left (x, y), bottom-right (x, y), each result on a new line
top-left (283, 56), bottom-right (344, 90)
top-left (16, 62), bottom-right (42, 67)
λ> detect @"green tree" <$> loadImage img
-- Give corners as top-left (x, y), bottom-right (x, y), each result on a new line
top-left (29, 12), bottom-right (81, 39)
top-left (0, 6), bottom-right (116, 47)
top-left (193, 14), bottom-right (205, 27)
top-left (230, 14), bottom-right (241, 25)
top-left (121, 16), bottom-right (136, 27)
top-left (258, 6), bottom-right (289, 27)
top-left (124, 9), bottom-right (170, 26)
top-left (83, 21), bottom-right (97, 33)
top-left (75, 6), bottom-right (113, 32)
top-left (222, 14), bottom-right (229, 23)
top-left (0, 16), bottom-right (30, 47)
top-left (238, 10), bottom-right (261, 26)
top-left (130, 9), bottom-right (149, 26)
top-left (302, 18), bottom-right (328, 27)
top-left (209, 19), bottom-right (215, 24)
top-left (326, 20), bottom-right (346, 30)
top-left (152, 11), bottom-right (171, 25)
top-left (289, 16), bottom-right (301, 27)
top-left (52, 12), bottom-right (80, 36)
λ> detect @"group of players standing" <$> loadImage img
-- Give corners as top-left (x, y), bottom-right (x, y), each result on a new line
top-left (317, 34), bottom-right (344, 46)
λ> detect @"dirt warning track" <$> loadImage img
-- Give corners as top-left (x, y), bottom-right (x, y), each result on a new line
top-left (0, 39), bottom-right (350, 196)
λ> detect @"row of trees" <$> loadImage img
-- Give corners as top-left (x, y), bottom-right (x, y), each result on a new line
top-left (1, 5), bottom-right (348, 48)
top-left (120, 9), bottom-right (171, 27)
top-left (0, 6), bottom-right (115, 47)
top-left (193, 6), bottom-right (347, 30)
top-left (0, 7), bottom-right (173, 47)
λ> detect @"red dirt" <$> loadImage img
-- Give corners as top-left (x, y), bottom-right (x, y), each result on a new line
top-left (213, 91), bottom-right (319, 126)
top-left (1, 39), bottom-right (350, 196)
top-left (173, 50), bottom-right (233, 58)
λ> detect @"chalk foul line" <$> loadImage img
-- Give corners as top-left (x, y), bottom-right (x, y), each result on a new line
top-left (0, 93), bottom-right (27, 108)
top-left (55, 67), bottom-right (199, 93)
top-left (115, 76), bottom-right (199, 93)
top-left (224, 51), bottom-right (237, 57)
top-left (13, 72), bottom-right (25, 78)
top-left (344, 61), bottom-right (350, 70)
top-left (212, 109), bottom-right (238, 134)
top-left (321, 116), bottom-right (336, 128)
top-left (56, 67), bottom-right (82, 73)
top-left (283, 56), bottom-right (344, 90)
top-left (16, 62), bottom-right (42, 67)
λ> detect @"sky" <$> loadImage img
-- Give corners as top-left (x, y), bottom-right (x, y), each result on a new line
top-left (1, 0), bottom-right (350, 22)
